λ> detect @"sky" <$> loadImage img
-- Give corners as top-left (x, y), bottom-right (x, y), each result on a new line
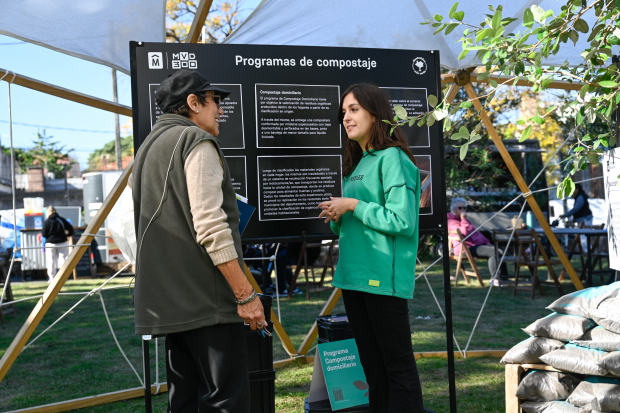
top-left (0, 0), bottom-right (261, 171)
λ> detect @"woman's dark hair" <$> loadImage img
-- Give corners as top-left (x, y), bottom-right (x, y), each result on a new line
top-left (573, 183), bottom-right (588, 199)
top-left (169, 91), bottom-right (210, 118)
top-left (338, 83), bottom-right (416, 177)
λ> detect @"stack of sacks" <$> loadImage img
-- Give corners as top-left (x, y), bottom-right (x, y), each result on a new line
top-left (500, 282), bottom-right (620, 412)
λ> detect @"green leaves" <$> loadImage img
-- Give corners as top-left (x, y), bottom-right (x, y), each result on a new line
top-left (491, 10), bottom-right (502, 29)
top-left (598, 81), bottom-right (619, 88)
top-left (448, 2), bottom-right (464, 21)
top-left (519, 125), bottom-right (532, 142)
top-left (460, 144), bottom-right (469, 160)
top-left (531, 5), bottom-right (545, 22)
top-left (557, 176), bottom-right (576, 199)
top-left (428, 95), bottom-right (438, 108)
top-left (523, 8), bottom-right (534, 28)
top-left (459, 101), bottom-right (472, 109)
top-left (574, 18), bottom-right (589, 33)
top-left (394, 105), bottom-right (408, 120)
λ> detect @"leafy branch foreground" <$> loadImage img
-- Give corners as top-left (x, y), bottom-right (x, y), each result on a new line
top-left (390, 0), bottom-right (620, 199)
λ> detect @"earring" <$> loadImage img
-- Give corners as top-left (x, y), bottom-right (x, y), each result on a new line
top-left (195, 109), bottom-right (199, 113)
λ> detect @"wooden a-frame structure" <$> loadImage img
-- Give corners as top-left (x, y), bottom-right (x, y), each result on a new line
top-left (0, 2), bottom-right (586, 410)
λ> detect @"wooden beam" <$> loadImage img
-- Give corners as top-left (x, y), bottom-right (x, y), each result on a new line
top-left (297, 288), bottom-right (342, 356)
top-left (0, 68), bottom-right (132, 117)
top-left (243, 263), bottom-right (298, 357)
top-left (470, 73), bottom-right (584, 91)
top-left (275, 349), bottom-right (509, 369)
top-left (463, 83), bottom-right (583, 290)
top-left (0, 161), bottom-right (134, 383)
top-left (4, 384), bottom-right (168, 413)
top-left (185, 0), bottom-right (214, 44)
top-left (444, 83), bottom-right (461, 105)
top-left (505, 364), bottom-right (523, 413)
top-left (441, 73), bottom-right (456, 85)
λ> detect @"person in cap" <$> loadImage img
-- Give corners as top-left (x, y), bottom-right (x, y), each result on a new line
top-left (131, 69), bottom-right (265, 412)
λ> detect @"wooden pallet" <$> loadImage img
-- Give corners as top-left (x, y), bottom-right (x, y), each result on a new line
top-left (505, 364), bottom-right (620, 413)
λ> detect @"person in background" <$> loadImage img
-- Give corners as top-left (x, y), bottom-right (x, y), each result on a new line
top-left (447, 197), bottom-right (508, 284)
top-left (559, 183), bottom-right (594, 251)
top-left (37, 206), bottom-right (74, 282)
top-left (319, 83), bottom-right (424, 412)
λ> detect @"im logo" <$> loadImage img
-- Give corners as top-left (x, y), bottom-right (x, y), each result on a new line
top-left (172, 52), bottom-right (198, 69)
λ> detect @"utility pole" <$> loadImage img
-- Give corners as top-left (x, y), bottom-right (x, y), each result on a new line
top-left (112, 69), bottom-right (122, 171)
top-left (64, 163), bottom-right (69, 206)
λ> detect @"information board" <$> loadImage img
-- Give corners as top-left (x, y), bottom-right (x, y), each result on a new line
top-left (603, 149), bottom-right (620, 270)
top-left (130, 43), bottom-right (445, 241)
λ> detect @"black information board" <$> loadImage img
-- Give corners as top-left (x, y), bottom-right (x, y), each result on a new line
top-left (130, 43), bottom-right (445, 242)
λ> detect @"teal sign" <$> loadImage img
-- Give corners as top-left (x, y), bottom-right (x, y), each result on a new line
top-left (317, 339), bottom-right (369, 410)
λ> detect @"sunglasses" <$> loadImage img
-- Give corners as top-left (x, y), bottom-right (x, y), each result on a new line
top-left (208, 95), bottom-right (222, 109)
top-left (457, 207), bottom-right (467, 210)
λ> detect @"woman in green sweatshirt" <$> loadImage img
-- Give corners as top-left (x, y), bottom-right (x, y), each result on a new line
top-left (319, 84), bottom-right (423, 412)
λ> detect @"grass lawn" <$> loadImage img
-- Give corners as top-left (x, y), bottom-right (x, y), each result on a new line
top-left (0, 257), bottom-right (593, 412)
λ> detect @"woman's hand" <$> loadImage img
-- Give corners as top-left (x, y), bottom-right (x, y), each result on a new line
top-left (318, 197), bottom-right (359, 223)
top-left (237, 295), bottom-right (266, 331)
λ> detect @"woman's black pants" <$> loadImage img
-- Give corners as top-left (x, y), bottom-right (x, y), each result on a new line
top-left (342, 289), bottom-right (425, 412)
top-left (165, 323), bottom-right (250, 413)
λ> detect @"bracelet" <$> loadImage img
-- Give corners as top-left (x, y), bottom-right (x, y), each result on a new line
top-left (236, 290), bottom-right (257, 305)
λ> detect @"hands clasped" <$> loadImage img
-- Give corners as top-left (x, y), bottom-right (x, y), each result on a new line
top-left (318, 197), bottom-right (359, 223)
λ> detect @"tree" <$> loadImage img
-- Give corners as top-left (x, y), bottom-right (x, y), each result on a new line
top-left (389, 0), bottom-right (620, 199)
top-left (2, 131), bottom-right (73, 176)
top-left (85, 135), bottom-right (134, 172)
top-left (166, 0), bottom-right (246, 43)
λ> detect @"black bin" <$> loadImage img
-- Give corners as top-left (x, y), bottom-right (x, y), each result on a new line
top-left (245, 294), bottom-right (274, 373)
top-left (317, 314), bottom-right (354, 344)
top-left (245, 294), bottom-right (275, 413)
top-left (250, 369), bottom-right (276, 413)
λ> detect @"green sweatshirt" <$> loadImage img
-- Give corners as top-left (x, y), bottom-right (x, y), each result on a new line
top-left (330, 147), bottom-right (420, 299)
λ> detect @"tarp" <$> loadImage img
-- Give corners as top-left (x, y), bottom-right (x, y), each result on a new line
top-left (0, 0), bottom-right (166, 74)
top-left (225, 0), bottom-right (618, 71)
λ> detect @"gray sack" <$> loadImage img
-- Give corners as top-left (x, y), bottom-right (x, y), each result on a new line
top-left (501, 337), bottom-right (566, 364)
top-left (589, 297), bottom-right (620, 335)
top-left (524, 313), bottom-right (595, 342)
top-left (572, 327), bottom-right (620, 352)
top-left (521, 401), bottom-right (579, 413)
top-left (539, 345), bottom-right (609, 376)
top-left (566, 377), bottom-right (620, 412)
top-left (597, 351), bottom-right (620, 377)
top-left (516, 370), bottom-right (581, 401)
top-left (547, 282), bottom-right (620, 319)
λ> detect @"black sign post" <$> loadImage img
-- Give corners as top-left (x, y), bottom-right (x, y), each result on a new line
top-left (130, 42), bottom-right (457, 412)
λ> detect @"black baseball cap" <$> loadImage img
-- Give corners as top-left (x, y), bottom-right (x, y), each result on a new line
top-left (155, 69), bottom-right (230, 113)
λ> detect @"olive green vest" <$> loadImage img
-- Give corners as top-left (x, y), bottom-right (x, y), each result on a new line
top-left (133, 114), bottom-right (243, 335)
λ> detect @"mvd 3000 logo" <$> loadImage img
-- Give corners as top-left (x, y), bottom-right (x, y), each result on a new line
top-left (172, 52), bottom-right (198, 69)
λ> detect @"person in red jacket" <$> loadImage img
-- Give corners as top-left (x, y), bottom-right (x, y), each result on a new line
top-left (447, 197), bottom-right (508, 284)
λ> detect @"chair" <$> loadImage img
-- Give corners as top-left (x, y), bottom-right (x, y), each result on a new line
top-left (288, 240), bottom-right (337, 299)
top-left (513, 229), bottom-right (565, 299)
top-left (0, 249), bottom-right (17, 324)
top-left (448, 229), bottom-right (485, 287)
top-left (558, 223), bottom-right (609, 283)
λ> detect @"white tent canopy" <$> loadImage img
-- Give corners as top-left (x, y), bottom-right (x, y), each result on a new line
top-left (225, 0), bottom-right (616, 71)
top-left (0, 0), bottom-right (166, 74)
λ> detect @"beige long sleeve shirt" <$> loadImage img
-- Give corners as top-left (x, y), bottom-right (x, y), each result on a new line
top-left (129, 140), bottom-right (237, 266)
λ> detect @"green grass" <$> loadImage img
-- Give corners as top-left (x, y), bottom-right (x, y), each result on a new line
top-left (0, 257), bottom-right (595, 412)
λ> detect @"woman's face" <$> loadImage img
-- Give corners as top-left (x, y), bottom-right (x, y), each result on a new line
top-left (342, 93), bottom-right (375, 148)
top-left (454, 204), bottom-right (466, 215)
top-left (188, 92), bottom-right (224, 136)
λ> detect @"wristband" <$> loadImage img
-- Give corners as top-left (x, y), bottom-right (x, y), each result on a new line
top-left (236, 290), bottom-right (257, 305)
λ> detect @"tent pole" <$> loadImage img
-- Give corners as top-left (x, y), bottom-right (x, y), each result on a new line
top-left (0, 161), bottom-right (134, 383)
top-left (185, 0), bottom-right (214, 44)
top-left (0, 68), bottom-right (131, 116)
top-left (462, 83), bottom-right (583, 290)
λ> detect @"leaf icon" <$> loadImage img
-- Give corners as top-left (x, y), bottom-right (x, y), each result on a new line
top-left (353, 380), bottom-right (369, 390)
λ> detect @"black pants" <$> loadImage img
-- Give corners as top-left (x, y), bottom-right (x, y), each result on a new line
top-left (342, 289), bottom-right (424, 413)
top-left (165, 323), bottom-right (250, 413)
